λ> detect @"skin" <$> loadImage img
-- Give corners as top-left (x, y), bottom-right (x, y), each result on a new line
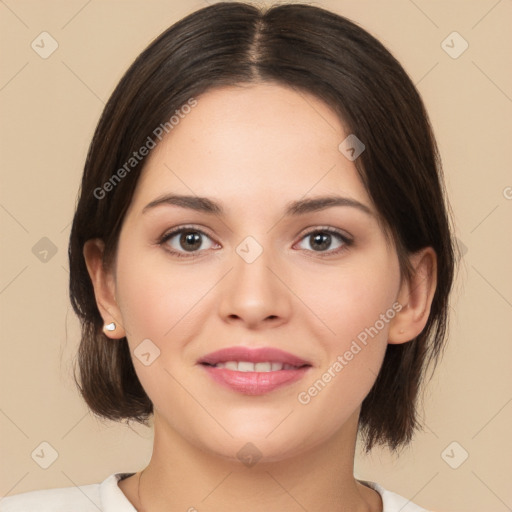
top-left (84, 83), bottom-right (437, 512)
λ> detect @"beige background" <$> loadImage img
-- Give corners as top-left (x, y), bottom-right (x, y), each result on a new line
top-left (1, 0), bottom-right (511, 510)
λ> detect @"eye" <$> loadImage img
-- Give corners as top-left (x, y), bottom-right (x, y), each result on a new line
top-left (159, 226), bottom-right (217, 258)
top-left (159, 225), bottom-right (352, 259)
top-left (296, 228), bottom-right (352, 256)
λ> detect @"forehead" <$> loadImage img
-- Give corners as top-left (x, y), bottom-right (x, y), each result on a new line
top-left (129, 83), bottom-right (371, 214)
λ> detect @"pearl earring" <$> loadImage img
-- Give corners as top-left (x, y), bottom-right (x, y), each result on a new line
top-left (105, 322), bottom-right (116, 332)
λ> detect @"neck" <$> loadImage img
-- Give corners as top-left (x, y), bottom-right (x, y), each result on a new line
top-left (126, 410), bottom-right (381, 512)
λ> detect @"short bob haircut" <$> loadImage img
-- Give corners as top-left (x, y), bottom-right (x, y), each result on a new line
top-left (69, 1), bottom-right (455, 454)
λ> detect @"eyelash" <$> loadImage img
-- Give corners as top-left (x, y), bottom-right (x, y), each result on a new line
top-left (158, 225), bottom-right (353, 259)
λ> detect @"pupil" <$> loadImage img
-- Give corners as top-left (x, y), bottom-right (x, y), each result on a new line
top-left (178, 232), bottom-right (331, 252)
top-left (312, 233), bottom-right (330, 251)
top-left (181, 232), bottom-right (201, 251)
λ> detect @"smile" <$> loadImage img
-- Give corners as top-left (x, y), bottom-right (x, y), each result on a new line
top-left (197, 345), bottom-right (312, 395)
top-left (203, 361), bottom-right (304, 372)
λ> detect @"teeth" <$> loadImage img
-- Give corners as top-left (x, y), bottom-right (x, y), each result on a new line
top-left (254, 362), bottom-right (272, 372)
top-left (238, 361), bottom-right (257, 372)
top-left (212, 361), bottom-right (300, 372)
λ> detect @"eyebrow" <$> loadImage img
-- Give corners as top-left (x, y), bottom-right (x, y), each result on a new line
top-left (142, 194), bottom-right (373, 217)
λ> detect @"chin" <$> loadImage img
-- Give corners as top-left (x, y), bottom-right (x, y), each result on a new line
top-left (194, 425), bottom-right (320, 467)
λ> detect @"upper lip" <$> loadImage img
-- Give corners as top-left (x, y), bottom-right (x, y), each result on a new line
top-left (198, 346), bottom-right (311, 367)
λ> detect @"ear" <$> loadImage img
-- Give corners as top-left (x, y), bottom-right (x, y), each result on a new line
top-left (388, 247), bottom-right (437, 344)
top-left (83, 238), bottom-right (126, 339)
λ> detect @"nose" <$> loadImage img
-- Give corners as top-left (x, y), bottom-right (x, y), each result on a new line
top-left (217, 242), bottom-right (292, 329)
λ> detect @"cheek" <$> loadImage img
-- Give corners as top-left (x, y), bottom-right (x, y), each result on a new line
top-left (295, 270), bottom-right (397, 432)
top-left (114, 244), bottom-right (209, 340)
top-left (319, 256), bottom-right (398, 383)
top-left (305, 252), bottom-right (400, 347)
top-left (113, 248), bottom-right (207, 402)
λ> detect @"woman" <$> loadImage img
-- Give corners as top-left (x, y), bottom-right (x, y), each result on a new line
top-left (1, 2), bottom-right (455, 511)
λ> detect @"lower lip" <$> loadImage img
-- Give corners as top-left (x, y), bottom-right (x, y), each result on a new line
top-left (200, 365), bottom-right (311, 395)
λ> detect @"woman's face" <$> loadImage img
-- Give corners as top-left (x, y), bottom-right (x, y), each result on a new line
top-left (110, 83), bottom-right (403, 461)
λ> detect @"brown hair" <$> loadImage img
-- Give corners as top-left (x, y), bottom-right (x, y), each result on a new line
top-left (69, 1), bottom-right (455, 453)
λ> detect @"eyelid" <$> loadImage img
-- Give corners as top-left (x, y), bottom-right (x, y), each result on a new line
top-left (159, 224), bottom-right (214, 242)
top-left (297, 225), bottom-right (353, 242)
top-left (293, 226), bottom-right (353, 257)
top-left (158, 224), bottom-right (353, 258)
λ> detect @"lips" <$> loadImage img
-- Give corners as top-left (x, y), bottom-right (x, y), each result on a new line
top-left (197, 346), bottom-right (312, 395)
top-left (198, 346), bottom-right (311, 367)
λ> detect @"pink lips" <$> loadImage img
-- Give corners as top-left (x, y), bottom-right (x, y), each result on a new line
top-left (198, 346), bottom-right (312, 395)
top-left (198, 346), bottom-right (311, 367)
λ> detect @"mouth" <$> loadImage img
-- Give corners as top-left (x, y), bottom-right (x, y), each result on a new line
top-left (197, 346), bottom-right (312, 395)
top-left (198, 345), bottom-right (311, 367)
top-left (200, 361), bottom-right (307, 371)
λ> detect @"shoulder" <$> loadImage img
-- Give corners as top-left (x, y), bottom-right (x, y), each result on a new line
top-left (0, 473), bottom-right (135, 512)
top-left (358, 479), bottom-right (430, 512)
top-left (0, 482), bottom-right (101, 512)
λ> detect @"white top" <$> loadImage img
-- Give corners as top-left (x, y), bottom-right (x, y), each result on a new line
top-left (0, 473), bottom-right (429, 511)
